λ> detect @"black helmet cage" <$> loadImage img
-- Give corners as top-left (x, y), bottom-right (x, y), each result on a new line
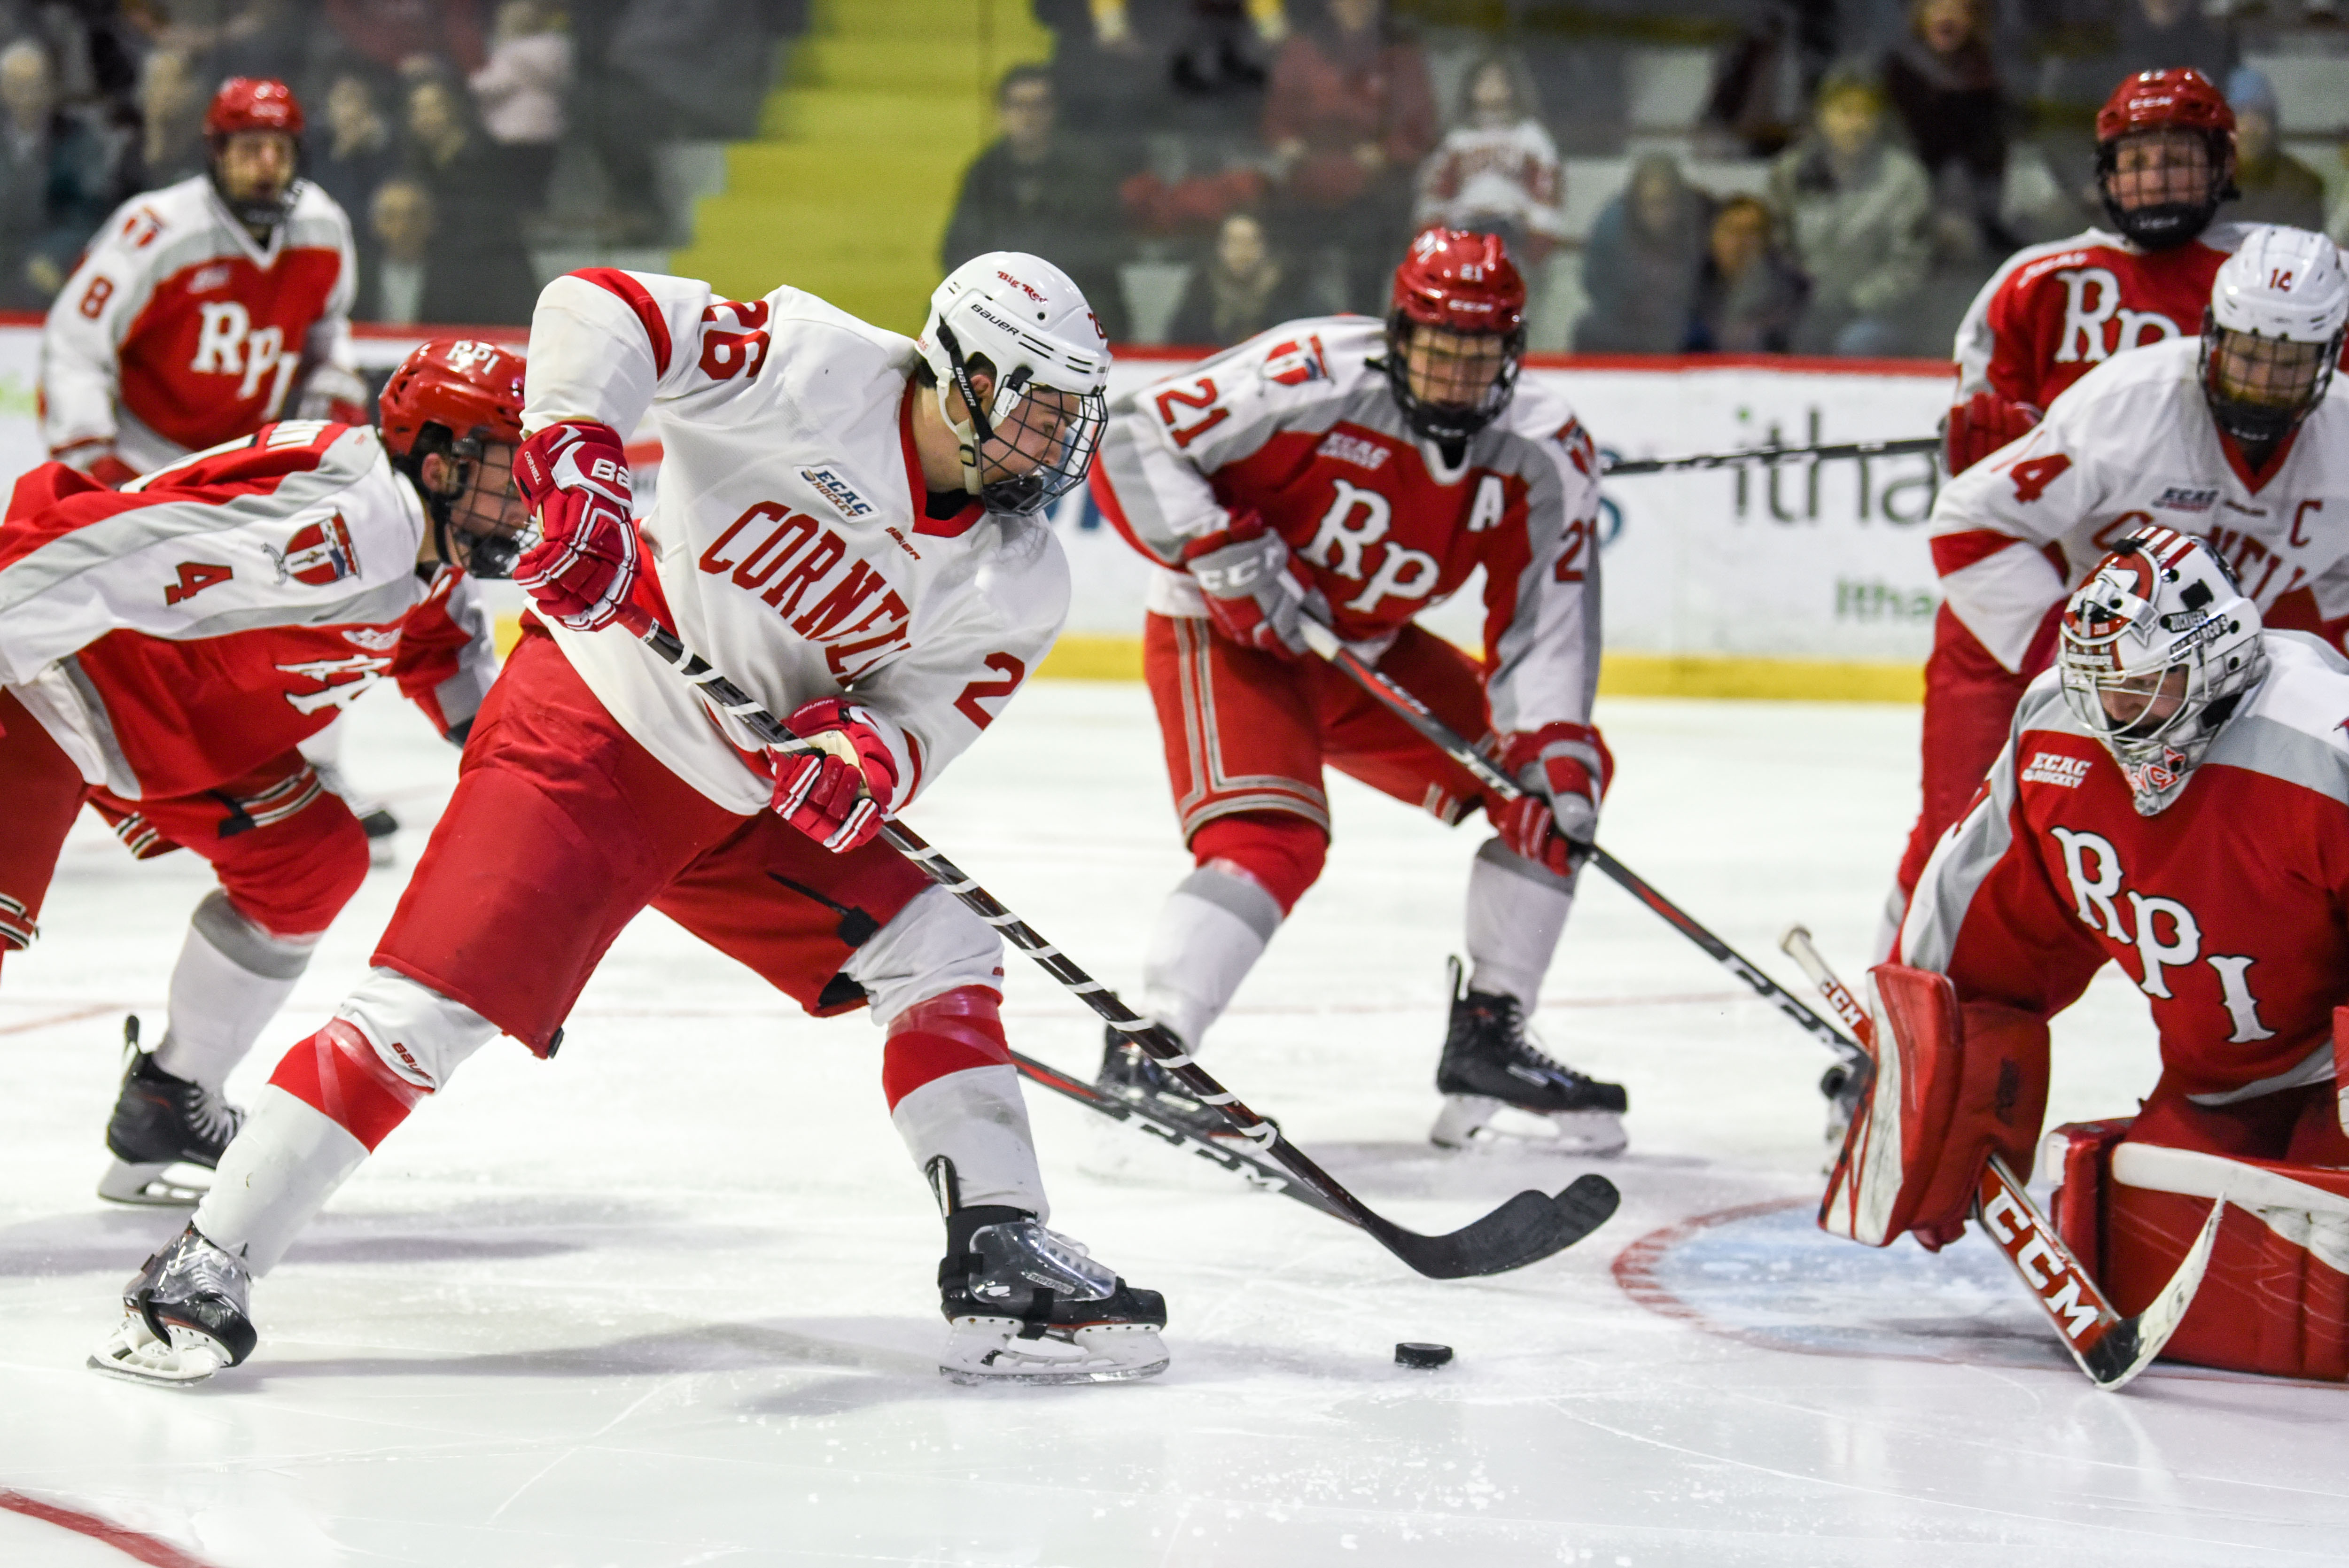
top-left (933, 320), bottom-right (1106, 515)
top-left (207, 133), bottom-right (303, 232)
top-left (2094, 127), bottom-right (2236, 252)
top-left (2196, 308), bottom-right (2343, 451)
top-left (397, 421), bottom-right (528, 579)
top-left (1380, 312), bottom-right (1527, 447)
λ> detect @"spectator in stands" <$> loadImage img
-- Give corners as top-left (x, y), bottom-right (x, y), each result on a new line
top-left (1882, 0), bottom-right (2009, 257)
top-left (2115, 0), bottom-right (2235, 89)
top-left (941, 64), bottom-right (1130, 342)
top-left (311, 70), bottom-right (399, 224)
top-left (1699, 0), bottom-right (1840, 158)
top-left (183, 0), bottom-right (315, 88)
top-left (1261, 0), bottom-right (1435, 314)
top-left (1770, 69), bottom-right (1932, 356)
top-left (128, 47), bottom-right (207, 192)
top-left (0, 38), bottom-right (111, 308)
top-left (1574, 154), bottom-right (1710, 354)
top-left (400, 73), bottom-right (538, 323)
top-left (468, 0), bottom-right (570, 212)
top-left (2224, 67), bottom-right (2325, 232)
top-left (358, 176), bottom-right (474, 325)
top-left (1414, 53), bottom-right (1563, 267)
top-left (326, 0), bottom-right (489, 76)
top-left (1165, 210), bottom-right (1311, 347)
top-left (1687, 193), bottom-right (1806, 353)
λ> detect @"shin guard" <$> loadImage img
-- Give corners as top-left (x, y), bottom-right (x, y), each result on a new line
top-left (885, 987), bottom-right (1046, 1217)
top-left (267, 1020), bottom-right (429, 1153)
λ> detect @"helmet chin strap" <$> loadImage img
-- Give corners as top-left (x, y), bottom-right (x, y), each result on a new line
top-left (934, 323), bottom-right (994, 497)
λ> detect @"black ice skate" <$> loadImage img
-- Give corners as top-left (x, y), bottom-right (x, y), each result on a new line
top-left (97, 1017), bottom-right (245, 1206)
top-left (1431, 958), bottom-right (1629, 1156)
top-left (90, 1221), bottom-right (257, 1385)
top-left (932, 1161), bottom-right (1167, 1385)
top-left (1096, 1025), bottom-right (1237, 1143)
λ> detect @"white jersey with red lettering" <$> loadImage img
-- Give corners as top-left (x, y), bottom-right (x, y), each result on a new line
top-left (1951, 223), bottom-right (2249, 406)
top-left (40, 176), bottom-right (358, 473)
top-left (1092, 318), bottom-right (1604, 734)
top-left (1902, 633), bottom-right (2349, 1102)
top-left (522, 268), bottom-right (1067, 816)
top-left (1929, 334), bottom-right (2349, 673)
top-left (0, 420), bottom-right (495, 800)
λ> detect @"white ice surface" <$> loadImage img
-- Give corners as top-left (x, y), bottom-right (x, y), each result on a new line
top-left (1, 681), bottom-right (2342, 1567)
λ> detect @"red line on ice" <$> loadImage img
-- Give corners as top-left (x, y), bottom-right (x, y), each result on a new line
top-left (0, 1490), bottom-right (224, 1568)
top-left (1610, 1196), bottom-right (1811, 1328)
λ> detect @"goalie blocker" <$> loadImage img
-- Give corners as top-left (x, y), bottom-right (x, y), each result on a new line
top-left (1824, 964), bottom-right (2349, 1381)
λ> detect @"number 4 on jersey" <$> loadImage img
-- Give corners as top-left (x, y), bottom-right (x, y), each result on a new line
top-left (2010, 454), bottom-right (2072, 504)
top-left (164, 560), bottom-right (233, 605)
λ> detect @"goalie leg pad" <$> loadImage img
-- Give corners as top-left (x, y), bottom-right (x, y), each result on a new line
top-left (1820, 963), bottom-right (2048, 1248)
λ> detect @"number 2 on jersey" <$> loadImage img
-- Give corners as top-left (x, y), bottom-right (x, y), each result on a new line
top-left (1154, 378), bottom-right (1229, 449)
top-left (954, 652), bottom-right (1027, 729)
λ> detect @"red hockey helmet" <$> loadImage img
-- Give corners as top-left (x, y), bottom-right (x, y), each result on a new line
top-left (2093, 69), bottom-right (2237, 251)
top-left (1384, 228), bottom-right (1527, 447)
top-left (379, 339), bottom-right (530, 578)
top-left (204, 77), bottom-right (304, 139)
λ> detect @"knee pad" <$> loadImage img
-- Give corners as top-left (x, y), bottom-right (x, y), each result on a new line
top-left (1191, 812), bottom-right (1327, 915)
top-left (1820, 963), bottom-right (2048, 1249)
top-left (332, 968), bottom-right (498, 1093)
top-left (847, 886), bottom-right (1004, 1029)
top-left (882, 986), bottom-right (1013, 1110)
top-left (219, 800), bottom-right (370, 939)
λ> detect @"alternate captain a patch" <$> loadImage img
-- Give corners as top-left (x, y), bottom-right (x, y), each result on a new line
top-left (269, 512), bottom-right (361, 586)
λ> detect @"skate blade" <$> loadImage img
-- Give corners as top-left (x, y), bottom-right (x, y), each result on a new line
top-left (88, 1313), bottom-right (229, 1386)
top-left (1431, 1096), bottom-right (1628, 1157)
top-left (939, 1317), bottom-right (1169, 1386)
top-left (95, 1159), bottom-right (211, 1207)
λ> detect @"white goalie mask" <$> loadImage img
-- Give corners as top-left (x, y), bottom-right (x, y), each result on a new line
top-left (2056, 527), bottom-right (2266, 815)
top-left (916, 252), bottom-right (1110, 515)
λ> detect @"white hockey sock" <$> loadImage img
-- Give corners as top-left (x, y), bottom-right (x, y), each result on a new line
top-left (1139, 865), bottom-right (1282, 1050)
top-left (191, 1085), bottom-right (369, 1275)
top-left (890, 1063), bottom-right (1048, 1218)
top-left (1464, 838), bottom-right (1575, 1011)
top-left (150, 891), bottom-right (317, 1092)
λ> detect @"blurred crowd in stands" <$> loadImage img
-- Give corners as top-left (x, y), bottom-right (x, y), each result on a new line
top-left (947, 0), bottom-right (2349, 356)
top-left (0, 0), bottom-right (806, 324)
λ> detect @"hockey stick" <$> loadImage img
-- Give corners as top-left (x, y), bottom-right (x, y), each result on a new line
top-left (1602, 435), bottom-right (1939, 477)
top-left (1779, 924), bottom-right (2223, 1390)
top-left (609, 604), bottom-right (1618, 1279)
top-left (1295, 617), bottom-right (1865, 1081)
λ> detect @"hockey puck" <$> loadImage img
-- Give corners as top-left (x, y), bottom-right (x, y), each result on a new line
top-left (1394, 1342), bottom-right (1453, 1369)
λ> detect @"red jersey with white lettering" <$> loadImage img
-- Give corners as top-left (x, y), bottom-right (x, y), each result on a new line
top-left (521, 269), bottom-right (1067, 815)
top-left (1929, 334), bottom-right (2349, 673)
top-left (1951, 223), bottom-right (2248, 407)
top-left (1902, 635), bottom-right (2349, 1102)
top-left (40, 176), bottom-right (358, 472)
top-left (1092, 318), bottom-right (1604, 735)
top-left (0, 420), bottom-right (495, 801)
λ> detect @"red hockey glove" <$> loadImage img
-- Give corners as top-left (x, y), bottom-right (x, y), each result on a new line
top-left (772, 697), bottom-right (901, 853)
top-left (514, 419), bottom-right (638, 632)
top-left (1942, 391), bottom-right (2041, 475)
top-left (1492, 722), bottom-right (1613, 877)
top-left (1182, 510), bottom-right (1313, 659)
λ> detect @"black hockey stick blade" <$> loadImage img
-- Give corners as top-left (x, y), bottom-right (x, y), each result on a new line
top-left (1349, 1167), bottom-right (1621, 1279)
top-left (2077, 1197), bottom-right (2224, 1390)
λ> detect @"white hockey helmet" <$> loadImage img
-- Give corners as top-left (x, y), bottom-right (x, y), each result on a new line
top-left (2057, 526), bottom-right (2265, 815)
top-left (2198, 225), bottom-right (2349, 451)
top-left (916, 252), bottom-right (1110, 515)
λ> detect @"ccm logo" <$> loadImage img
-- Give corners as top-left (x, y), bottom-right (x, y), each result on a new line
top-left (1979, 1188), bottom-right (2099, 1340)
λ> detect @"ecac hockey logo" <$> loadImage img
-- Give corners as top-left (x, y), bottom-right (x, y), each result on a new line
top-left (265, 512), bottom-right (362, 587)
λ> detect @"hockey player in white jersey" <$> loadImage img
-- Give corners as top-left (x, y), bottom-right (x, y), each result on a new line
top-left (94, 254), bottom-right (1172, 1388)
top-left (1929, 226), bottom-right (2349, 743)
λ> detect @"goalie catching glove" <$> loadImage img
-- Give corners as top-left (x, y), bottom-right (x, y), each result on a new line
top-left (772, 698), bottom-right (901, 852)
top-left (1182, 509), bottom-right (1320, 659)
top-left (1493, 722), bottom-right (1612, 877)
top-left (513, 419), bottom-right (638, 631)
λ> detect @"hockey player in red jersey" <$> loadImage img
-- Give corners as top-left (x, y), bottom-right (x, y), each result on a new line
top-left (40, 78), bottom-right (366, 488)
top-left (1091, 228), bottom-right (1627, 1155)
top-left (0, 338), bottom-right (516, 1204)
top-left (1898, 68), bottom-right (2253, 930)
top-left (1885, 224), bottom-right (2349, 953)
top-left (1826, 527), bottom-right (2349, 1380)
top-left (94, 254), bottom-right (1173, 1389)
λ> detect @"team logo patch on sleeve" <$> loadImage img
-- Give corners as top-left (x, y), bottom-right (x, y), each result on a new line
top-left (2020, 751), bottom-right (2092, 788)
top-left (801, 467), bottom-right (875, 520)
top-left (1262, 334), bottom-right (1330, 387)
top-left (266, 512), bottom-right (361, 586)
top-left (2154, 486), bottom-right (2219, 513)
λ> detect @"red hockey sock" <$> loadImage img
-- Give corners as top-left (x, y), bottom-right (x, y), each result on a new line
top-left (267, 1019), bottom-right (429, 1151)
top-left (881, 986), bottom-right (1012, 1111)
top-left (1190, 811), bottom-right (1327, 915)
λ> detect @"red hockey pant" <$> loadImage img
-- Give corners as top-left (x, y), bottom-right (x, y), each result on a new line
top-left (0, 688), bottom-right (368, 972)
top-left (370, 625), bottom-right (937, 1055)
top-left (1142, 613), bottom-right (1493, 906)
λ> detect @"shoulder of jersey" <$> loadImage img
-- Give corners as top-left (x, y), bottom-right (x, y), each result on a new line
top-left (91, 176), bottom-right (213, 250)
top-left (969, 512), bottom-right (1072, 633)
top-left (2048, 330), bottom-right (2201, 413)
top-left (2195, 220), bottom-right (2257, 256)
top-left (754, 286), bottom-right (915, 393)
top-left (1989, 229), bottom-right (2140, 297)
top-left (2223, 633), bottom-right (2349, 773)
top-left (1153, 314), bottom-right (1384, 401)
top-left (285, 179), bottom-right (355, 246)
top-left (1492, 371), bottom-right (1583, 446)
